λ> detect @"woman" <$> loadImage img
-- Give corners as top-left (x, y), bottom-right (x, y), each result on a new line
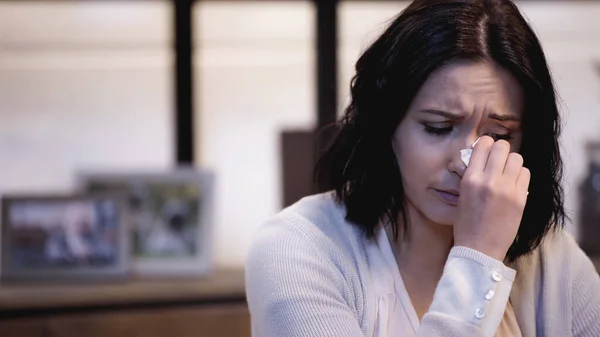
top-left (245, 0), bottom-right (600, 336)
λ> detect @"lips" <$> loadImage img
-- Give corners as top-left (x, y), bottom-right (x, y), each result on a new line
top-left (434, 189), bottom-right (460, 205)
top-left (439, 189), bottom-right (459, 196)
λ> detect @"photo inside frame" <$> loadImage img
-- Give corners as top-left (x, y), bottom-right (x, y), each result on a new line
top-left (5, 198), bottom-right (121, 269)
top-left (84, 179), bottom-right (202, 260)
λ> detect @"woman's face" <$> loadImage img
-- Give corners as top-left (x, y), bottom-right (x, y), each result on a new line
top-left (393, 61), bottom-right (524, 226)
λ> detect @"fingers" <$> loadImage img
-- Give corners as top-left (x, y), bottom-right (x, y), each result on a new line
top-left (466, 137), bottom-right (528, 194)
top-left (485, 140), bottom-right (510, 176)
top-left (503, 152), bottom-right (524, 181)
top-left (517, 167), bottom-right (531, 195)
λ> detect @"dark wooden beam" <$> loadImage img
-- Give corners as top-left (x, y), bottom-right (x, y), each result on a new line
top-left (314, 0), bottom-right (338, 162)
top-left (174, 0), bottom-right (195, 165)
top-left (316, 0), bottom-right (338, 131)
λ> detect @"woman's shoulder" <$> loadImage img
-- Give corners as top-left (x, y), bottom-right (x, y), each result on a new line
top-left (514, 228), bottom-right (597, 279)
top-left (244, 192), bottom-right (372, 314)
top-left (539, 229), bottom-right (590, 265)
top-left (245, 193), bottom-right (376, 337)
top-left (511, 229), bottom-right (600, 335)
top-left (246, 191), bottom-right (367, 269)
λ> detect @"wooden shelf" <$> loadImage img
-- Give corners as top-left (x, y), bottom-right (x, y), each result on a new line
top-left (0, 269), bottom-right (245, 314)
top-left (0, 268), bottom-right (249, 337)
top-left (0, 268), bottom-right (245, 314)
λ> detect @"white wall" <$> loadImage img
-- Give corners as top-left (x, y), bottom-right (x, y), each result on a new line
top-left (194, 1), bottom-right (316, 268)
top-left (0, 2), bottom-right (174, 194)
top-left (339, 1), bottom-right (600, 239)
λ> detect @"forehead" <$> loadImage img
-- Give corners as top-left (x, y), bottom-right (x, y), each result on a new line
top-left (410, 61), bottom-right (524, 117)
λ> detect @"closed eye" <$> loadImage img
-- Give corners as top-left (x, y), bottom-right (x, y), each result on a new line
top-left (486, 133), bottom-right (514, 141)
top-left (424, 124), bottom-right (453, 136)
top-left (424, 125), bottom-right (514, 141)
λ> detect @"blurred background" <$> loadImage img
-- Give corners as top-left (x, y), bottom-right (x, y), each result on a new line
top-left (0, 1), bottom-right (599, 337)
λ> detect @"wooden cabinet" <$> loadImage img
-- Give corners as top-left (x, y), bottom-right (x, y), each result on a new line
top-left (44, 305), bottom-right (249, 337)
top-left (0, 269), bottom-right (249, 337)
top-left (0, 319), bottom-right (45, 337)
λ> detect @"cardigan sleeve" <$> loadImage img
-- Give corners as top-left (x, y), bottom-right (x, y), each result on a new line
top-left (568, 234), bottom-right (600, 336)
top-left (418, 246), bottom-right (516, 337)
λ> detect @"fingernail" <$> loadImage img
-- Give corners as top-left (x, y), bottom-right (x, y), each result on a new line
top-left (472, 137), bottom-right (482, 149)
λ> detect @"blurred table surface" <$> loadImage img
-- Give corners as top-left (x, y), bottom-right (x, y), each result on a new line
top-left (0, 268), bottom-right (245, 316)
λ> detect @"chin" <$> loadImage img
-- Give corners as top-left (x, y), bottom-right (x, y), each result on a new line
top-left (437, 221), bottom-right (454, 226)
top-left (407, 196), bottom-right (456, 226)
top-left (422, 207), bottom-right (456, 226)
top-left (428, 218), bottom-right (454, 226)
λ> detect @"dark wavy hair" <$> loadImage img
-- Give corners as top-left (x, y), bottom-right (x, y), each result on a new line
top-left (315, 0), bottom-right (566, 262)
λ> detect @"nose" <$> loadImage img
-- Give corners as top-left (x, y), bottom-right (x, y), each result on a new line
top-left (448, 154), bottom-right (467, 178)
top-left (447, 135), bottom-right (479, 178)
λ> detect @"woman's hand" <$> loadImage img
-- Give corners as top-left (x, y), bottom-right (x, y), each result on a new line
top-left (453, 136), bottom-right (530, 261)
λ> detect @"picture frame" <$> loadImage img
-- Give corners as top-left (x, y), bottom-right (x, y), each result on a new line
top-left (75, 169), bottom-right (214, 277)
top-left (1, 194), bottom-right (130, 282)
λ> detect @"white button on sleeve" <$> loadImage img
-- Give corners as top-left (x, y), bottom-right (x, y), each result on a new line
top-left (426, 246), bottom-right (516, 337)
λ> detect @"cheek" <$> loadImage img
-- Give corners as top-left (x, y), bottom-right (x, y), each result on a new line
top-left (396, 147), bottom-right (442, 183)
top-left (393, 126), bottom-right (445, 184)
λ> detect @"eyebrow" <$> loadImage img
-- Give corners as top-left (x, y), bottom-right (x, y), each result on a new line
top-left (419, 109), bottom-right (521, 123)
top-left (419, 109), bottom-right (463, 120)
top-left (488, 113), bottom-right (521, 122)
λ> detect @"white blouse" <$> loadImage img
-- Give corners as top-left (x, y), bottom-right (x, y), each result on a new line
top-left (364, 227), bottom-right (523, 337)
